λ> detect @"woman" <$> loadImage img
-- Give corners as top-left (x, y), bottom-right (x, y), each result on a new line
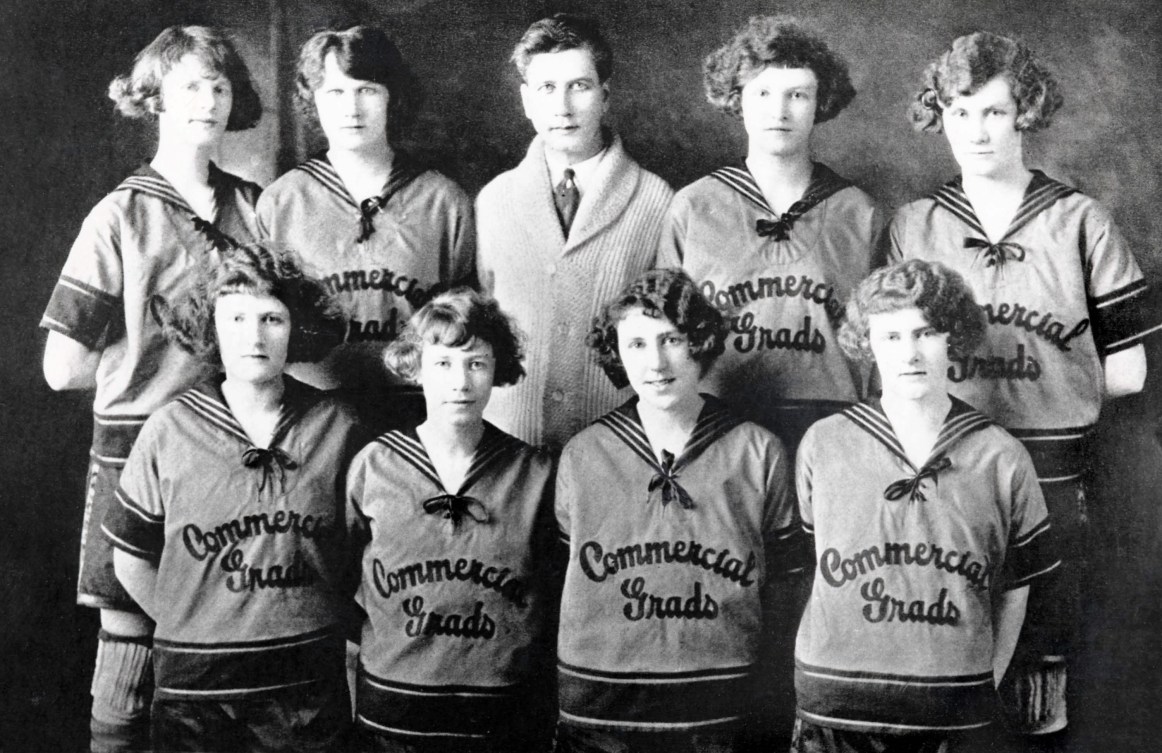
top-left (659, 15), bottom-right (882, 457)
top-left (258, 25), bottom-right (475, 434)
top-left (104, 243), bottom-right (363, 753)
top-left (554, 268), bottom-right (808, 752)
top-left (887, 31), bottom-right (1161, 737)
top-left (39, 25), bottom-right (262, 752)
top-left (348, 289), bottom-right (556, 752)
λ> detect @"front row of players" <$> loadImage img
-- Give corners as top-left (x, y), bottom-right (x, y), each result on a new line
top-left (101, 244), bottom-right (1059, 753)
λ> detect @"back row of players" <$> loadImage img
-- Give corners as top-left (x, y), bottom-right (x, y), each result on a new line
top-left (41, 12), bottom-right (1158, 753)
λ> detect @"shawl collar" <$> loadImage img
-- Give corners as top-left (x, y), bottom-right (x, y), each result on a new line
top-left (512, 133), bottom-right (643, 255)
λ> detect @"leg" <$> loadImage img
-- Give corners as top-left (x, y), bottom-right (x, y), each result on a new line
top-left (91, 613), bottom-right (154, 753)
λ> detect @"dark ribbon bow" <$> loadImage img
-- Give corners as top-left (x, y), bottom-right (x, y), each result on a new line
top-left (964, 237), bottom-right (1026, 268)
top-left (647, 450), bottom-right (696, 509)
top-left (357, 197), bottom-right (387, 243)
top-left (883, 455), bottom-right (952, 503)
top-left (190, 216), bottom-right (237, 251)
top-left (755, 215), bottom-right (798, 242)
top-left (422, 494), bottom-right (491, 528)
top-left (241, 446), bottom-right (298, 493)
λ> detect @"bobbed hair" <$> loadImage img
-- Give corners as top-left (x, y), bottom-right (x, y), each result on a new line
top-left (107, 25), bottom-right (262, 131)
top-left (703, 15), bottom-right (856, 123)
top-left (295, 25), bottom-right (422, 136)
top-left (588, 268), bottom-right (727, 390)
top-left (384, 289), bottom-right (525, 388)
top-left (839, 260), bottom-right (985, 364)
top-left (910, 31), bottom-right (1063, 133)
top-left (511, 13), bottom-right (613, 84)
top-left (160, 243), bottom-right (346, 365)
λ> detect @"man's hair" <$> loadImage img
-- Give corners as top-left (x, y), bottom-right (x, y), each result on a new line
top-left (107, 25), bottom-right (262, 131)
top-left (384, 289), bottom-right (525, 388)
top-left (511, 13), bottom-right (613, 83)
top-left (159, 243), bottom-right (345, 365)
top-left (839, 260), bottom-right (985, 364)
top-left (588, 268), bottom-right (726, 390)
top-left (703, 16), bottom-right (855, 123)
top-left (295, 25), bottom-right (422, 137)
top-left (910, 31), bottom-right (1062, 133)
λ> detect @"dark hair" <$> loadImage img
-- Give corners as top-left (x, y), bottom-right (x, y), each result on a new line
top-left (839, 260), bottom-right (985, 364)
top-left (910, 32), bottom-right (1062, 133)
top-left (295, 25), bottom-right (422, 137)
top-left (384, 289), bottom-right (525, 388)
top-left (511, 13), bottom-right (613, 84)
top-left (703, 16), bottom-right (855, 123)
top-left (588, 268), bottom-right (726, 390)
top-left (107, 25), bottom-right (262, 131)
top-left (160, 244), bottom-right (345, 365)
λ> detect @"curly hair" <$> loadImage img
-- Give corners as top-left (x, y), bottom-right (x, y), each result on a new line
top-left (839, 260), bottom-right (984, 364)
top-left (588, 268), bottom-right (726, 390)
top-left (910, 32), bottom-right (1062, 133)
top-left (384, 289), bottom-right (525, 388)
top-left (511, 13), bottom-right (613, 84)
top-left (107, 25), bottom-right (262, 131)
top-left (159, 243), bottom-right (346, 366)
top-left (703, 16), bottom-right (855, 123)
top-left (295, 25), bottom-right (422, 137)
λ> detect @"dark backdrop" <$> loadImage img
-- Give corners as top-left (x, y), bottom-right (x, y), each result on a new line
top-left (3, 1), bottom-right (1161, 750)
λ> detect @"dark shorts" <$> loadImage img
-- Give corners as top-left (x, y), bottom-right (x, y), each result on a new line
top-left (151, 676), bottom-right (351, 753)
top-left (555, 721), bottom-right (739, 753)
top-left (79, 458), bottom-right (140, 611)
top-left (790, 718), bottom-right (991, 753)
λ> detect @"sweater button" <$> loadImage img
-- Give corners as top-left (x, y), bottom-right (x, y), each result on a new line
top-left (546, 263), bottom-right (557, 275)
top-left (550, 389), bottom-right (565, 402)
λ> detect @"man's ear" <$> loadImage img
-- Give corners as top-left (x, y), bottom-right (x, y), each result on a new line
top-left (601, 81), bottom-right (611, 113)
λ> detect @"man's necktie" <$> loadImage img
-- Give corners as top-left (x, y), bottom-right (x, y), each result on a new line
top-left (554, 168), bottom-right (580, 235)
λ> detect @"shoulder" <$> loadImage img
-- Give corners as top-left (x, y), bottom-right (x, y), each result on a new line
top-left (476, 163), bottom-right (523, 207)
top-left (800, 411), bottom-right (861, 454)
top-left (257, 165), bottom-right (319, 205)
top-left (671, 173), bottom-right (730, 209)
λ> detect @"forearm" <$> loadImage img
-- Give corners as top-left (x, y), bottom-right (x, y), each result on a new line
top-left (112, 549), bottom-right (160, 618)
top-left (42, 331), bottom-right (100, 391)
top-left (1103, 344), bottom-right (1146, 398)
top-left (992, 585), bottom-right (1029, 685)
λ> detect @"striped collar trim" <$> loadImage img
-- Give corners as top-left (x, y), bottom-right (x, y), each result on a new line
top-left (374, 422), bottom-right (525, 497)
top-left (177, 377), bottom-right (306, 451)
top-left (294, 152), bottom-right (426, 211)
top-left (709, 161), bottom-right (852, 218)
top-left (597, 395), bottom-right (743, 479)
top-left (841, 397), bottom-right (992, 472)
top-left (931, 170), bottom-right (1077, 245)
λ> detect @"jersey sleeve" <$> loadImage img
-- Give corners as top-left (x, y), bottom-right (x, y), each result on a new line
top-left (655, 193), bottom-right (689, 268)
top-left (883, 211), bottom-right (907, 266)
top-left (442, 180), bottom-right (478, 291)
top-left (1083, 202), bottom-right (1161, 354)
top-left (760, 431), bottom-right (811, 577)
top-left (1001, 444), bottom-right (1061, 590)
top-left (102, 417), bottom-right (165, 561)
top-left (553, 441), bottom-right (579, 546)
top-left (40, 199), bottom-right (124, 348)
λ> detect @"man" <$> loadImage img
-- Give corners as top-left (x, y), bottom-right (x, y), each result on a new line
top-left (476, 12), bottom-right (673, 448)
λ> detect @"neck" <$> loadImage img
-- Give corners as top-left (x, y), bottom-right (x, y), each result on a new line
top-left (746, 149), bottom-right (813, 183)
top-left (544, 139), bottom-right (604, 174)
top-left (880, 390), bottom-right (950, 430)
top-left (960, 163), bottom-right (1033, 195)
top-left (221, 375), bottom-right (285, 415)
top-left (637, 393), bottom-right (703, 442)
top-left (417, 417), bottom-right (484, 458)
top-left (328, 141), bottom-right (394, 175)
top-left (150, 143), bottom-right (214, 185)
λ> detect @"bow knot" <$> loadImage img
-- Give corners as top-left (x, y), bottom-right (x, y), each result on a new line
top-left (964, 237), bottom-right (1026, 268)
top-left (190, 216), bottom-right (237, 251)
top-left (241, 446), bottom-right (298, 493)
top-left (422, 494), bottom-right (490, 529)
top-left (358, 197), bottom-right (386, 243)
top-left (647, 450), bottom-right (696, 509)
top-left (755, 216), bottom-right (796, 242)
top-left (883, 455), bottom-right (952, 503)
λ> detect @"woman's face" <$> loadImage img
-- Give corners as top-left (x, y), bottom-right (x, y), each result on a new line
top-left (157, 53), bottom-right (233, 148)
top-left (740, 66), bottom-right (818, 159)
top-left (615, 307), bottom-right (702, 414)
top-left (215, 292), bottom-right (291, 388)
top-left (867, 306), bottom-right (950, 404)
top-left (313, 52), bottom-right (391, 153)
top-left (417, 338), bottom-right (496, 429)
top-left (940, 76), bottom-right (1025, 179)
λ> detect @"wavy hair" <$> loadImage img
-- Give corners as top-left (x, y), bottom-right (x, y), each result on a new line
top-left (588, 268), bottom-right (726, 390)
top-left (511, 13), bottom-right (613, 84)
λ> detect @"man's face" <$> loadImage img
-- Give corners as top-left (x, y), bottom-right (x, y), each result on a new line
top-left (520, 47), bottom-right (609, 164)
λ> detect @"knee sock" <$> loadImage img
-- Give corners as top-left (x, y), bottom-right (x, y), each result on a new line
top-left (90, 630), bottom-right (153, 753)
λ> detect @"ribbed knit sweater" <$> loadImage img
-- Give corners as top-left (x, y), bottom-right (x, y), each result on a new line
top-left (476, 135), bottom-right (673, 447)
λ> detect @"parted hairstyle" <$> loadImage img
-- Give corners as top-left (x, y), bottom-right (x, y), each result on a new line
top-left (107, 25), bottom-right (262, 131)
top-left (160, 243), bottom-right (346, 365)
top-left (588, 268), bottom-right (727, 390)
top-left (511, 13), bottom-right (613, 84)
top-left (384, 289), bottom-right (525, 388)
top-left (295, 25), bottom-right (422, 135)
top-left (839, 260), bottom-right (985, 364)
top-left (703, 16), bottom-right (856, 123)
top-left (910, 31), bottom-right (1063, 133)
